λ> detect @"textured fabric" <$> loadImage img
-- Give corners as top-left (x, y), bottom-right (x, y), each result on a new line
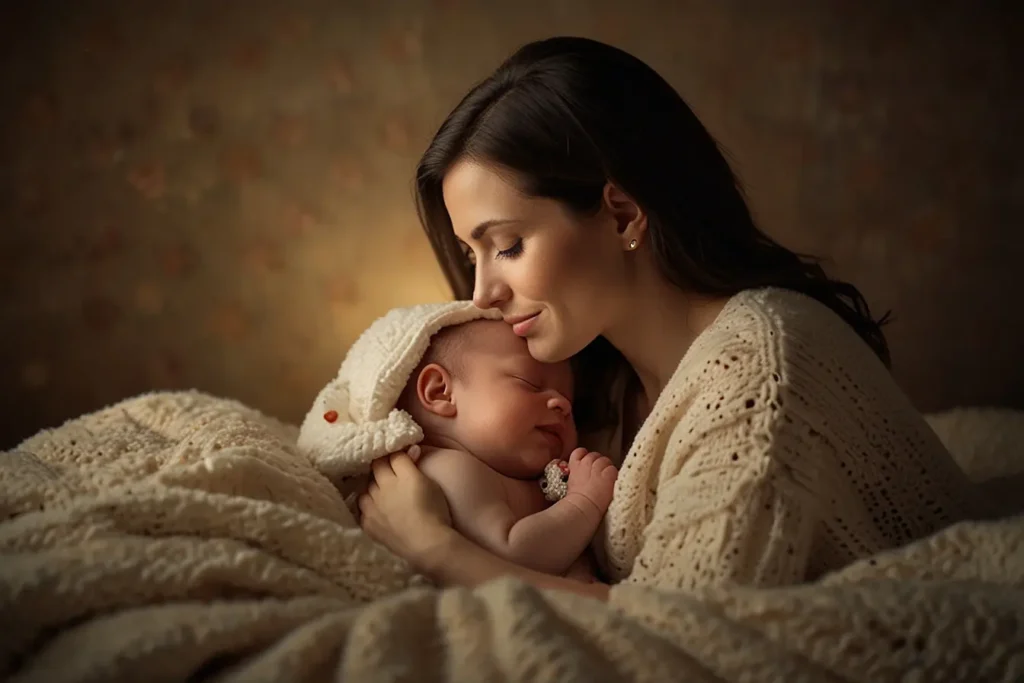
top-left (925, 406), bottom-right (1024, 483)
top-left (1, 389), bottom-right (1022, 682)
top-left (598, 288), bottom-right (986, 589)
top-left (297, 301), bottom-right (502, 484)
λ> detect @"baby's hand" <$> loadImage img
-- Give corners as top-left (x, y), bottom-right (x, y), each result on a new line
top-left (565, 448), bottom-right (617, 517)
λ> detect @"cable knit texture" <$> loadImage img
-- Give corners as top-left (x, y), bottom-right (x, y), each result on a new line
top-left (599, 288), bottom-right (986, 589)
top-left (1, 291), bottom-right (1022, 681)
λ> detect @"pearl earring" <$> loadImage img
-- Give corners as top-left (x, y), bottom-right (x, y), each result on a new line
top-left (628, 239), bottom-right (638, 250)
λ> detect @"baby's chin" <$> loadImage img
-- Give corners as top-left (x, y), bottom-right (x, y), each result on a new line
top-left (490, 450), bottom-right (559, 480)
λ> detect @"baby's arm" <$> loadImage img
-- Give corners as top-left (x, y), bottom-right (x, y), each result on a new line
top-left (418, 448), bottom-right (617, 576)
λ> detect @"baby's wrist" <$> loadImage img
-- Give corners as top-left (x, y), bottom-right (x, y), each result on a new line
top-left (563, 491), bottom-right (606, 524)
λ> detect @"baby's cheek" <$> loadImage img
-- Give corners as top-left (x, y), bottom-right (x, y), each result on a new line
top-left (470, 408), bottom-right (524, 451)
top-left (564, 421), bottom-right (579, 451)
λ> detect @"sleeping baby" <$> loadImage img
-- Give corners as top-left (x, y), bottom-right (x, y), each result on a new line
top-left (396, 318), bottom-right (618, 579)
top-left (297, 301), bottom-right (617, 584)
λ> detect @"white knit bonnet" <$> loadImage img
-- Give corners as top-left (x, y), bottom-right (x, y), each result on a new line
top-left (297, 301), bottom-right (503, 481)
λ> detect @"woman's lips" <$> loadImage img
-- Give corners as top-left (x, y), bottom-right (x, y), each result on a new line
top-left (510, 312), bottom-right (540, 336)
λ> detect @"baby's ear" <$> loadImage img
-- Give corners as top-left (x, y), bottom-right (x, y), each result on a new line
top-left (416, 364), bottom-right (456, 418)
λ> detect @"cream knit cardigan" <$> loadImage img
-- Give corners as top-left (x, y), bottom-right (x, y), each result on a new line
top-left (599, 287), bottom-right (983, 588)
top-left (0, 289), bottom-right (1020, 682)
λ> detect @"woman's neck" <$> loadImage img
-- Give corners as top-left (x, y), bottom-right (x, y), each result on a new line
top-left (603, 272), bottom-right (730, 406)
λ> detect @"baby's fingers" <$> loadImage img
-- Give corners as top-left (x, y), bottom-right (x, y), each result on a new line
top-left (568, 447), bottom-right (588, 465)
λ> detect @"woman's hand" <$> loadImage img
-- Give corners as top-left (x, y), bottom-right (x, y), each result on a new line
top-left (360, 446), bottom-right (611, 602)
top-left (358, 446), bottom-right (454, 568)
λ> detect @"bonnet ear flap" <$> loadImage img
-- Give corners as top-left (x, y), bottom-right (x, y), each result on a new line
top-left (297, 375), bottom-right (423, 483)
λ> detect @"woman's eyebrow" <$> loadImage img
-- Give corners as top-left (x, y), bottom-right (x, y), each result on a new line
top-left (469, 218), bottom-right (520, 241)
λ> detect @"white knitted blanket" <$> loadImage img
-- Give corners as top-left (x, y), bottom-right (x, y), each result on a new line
top-left (1, 390), bottom-right (1022, 682)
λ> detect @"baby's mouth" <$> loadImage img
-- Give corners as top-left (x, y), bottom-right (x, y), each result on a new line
top-left (536, 425), bottom-right (563, 458)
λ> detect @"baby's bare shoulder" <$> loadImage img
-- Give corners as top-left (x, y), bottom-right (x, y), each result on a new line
top-left (417, 447), bottom-right (509, 525)
top-left (418, 446), bottom-right (498, 489)
top-left (417, 446), bottom-right (478, 469)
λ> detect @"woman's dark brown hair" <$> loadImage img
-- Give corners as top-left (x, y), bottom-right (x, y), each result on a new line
top-left (414, 36), bottom-right (891, 433)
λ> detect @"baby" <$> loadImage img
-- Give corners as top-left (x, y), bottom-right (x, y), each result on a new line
top-left (397, 318), bottom-right (618, 579)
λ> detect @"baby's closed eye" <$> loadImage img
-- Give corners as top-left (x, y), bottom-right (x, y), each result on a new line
top-left (513, 376), bottom-right (542, 390)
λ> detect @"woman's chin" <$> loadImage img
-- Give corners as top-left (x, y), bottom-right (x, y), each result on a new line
top-left (525, 335), bottom-right (573, 364)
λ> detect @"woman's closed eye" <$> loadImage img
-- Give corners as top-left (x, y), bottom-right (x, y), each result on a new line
top-left (495, 238), bottom-right (523, 260)
top-left (458, 238), bottom-right (521, 264)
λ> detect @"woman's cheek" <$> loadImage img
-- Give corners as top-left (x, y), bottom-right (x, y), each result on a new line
top-left (522, 251), bottom-right (569, 305)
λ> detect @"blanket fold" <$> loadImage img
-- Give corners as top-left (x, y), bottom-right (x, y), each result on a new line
top-left (1, 390), bottom-right (1022, 683)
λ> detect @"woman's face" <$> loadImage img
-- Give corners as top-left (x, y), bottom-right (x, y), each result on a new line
top-left (442, 159), bottom-right (634, 363)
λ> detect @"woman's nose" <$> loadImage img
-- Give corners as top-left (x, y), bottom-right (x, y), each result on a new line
top-left (547, 393), bottom-right (572, 418)
top-left (472, 265), bottom-right (510, 310)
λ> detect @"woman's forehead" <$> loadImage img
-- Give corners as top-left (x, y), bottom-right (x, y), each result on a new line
top-left (442, 161), bottom-right (537, 237)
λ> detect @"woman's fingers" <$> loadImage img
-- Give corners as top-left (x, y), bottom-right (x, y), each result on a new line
top-left (372, 447), bottom-right (421, 483)
top-left (389, 450), bottom-right (420, 477)
top-left (357, 492), bottom-right (373, 515)
top-left (371, 454), bottom-right (395, 483)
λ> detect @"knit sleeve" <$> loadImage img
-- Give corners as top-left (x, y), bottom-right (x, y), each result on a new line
top-left (623, 436), bottom-right (819, 592)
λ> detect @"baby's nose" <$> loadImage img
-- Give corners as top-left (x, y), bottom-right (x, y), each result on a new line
top-left (547, 393), bottom-right (572, 418)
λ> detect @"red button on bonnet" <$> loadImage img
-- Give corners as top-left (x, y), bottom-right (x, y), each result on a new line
top-left (323, 410), bottom-right (338, 423)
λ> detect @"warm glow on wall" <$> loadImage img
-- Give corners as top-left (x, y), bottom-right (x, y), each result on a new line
top-left (1, 1), bottom-right (1021, 449)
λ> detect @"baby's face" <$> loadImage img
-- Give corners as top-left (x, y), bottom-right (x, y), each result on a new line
top-left (450, 321), bottom-right (577, 479)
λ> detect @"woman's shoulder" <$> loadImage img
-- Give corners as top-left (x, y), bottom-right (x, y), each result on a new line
top-left (659, 290), bottom-right (785, 423)
top-left (708, 287), bottom-right (887, 372)
top-left (702, 287), bottom-right (930, 441)
top-left (717, 286), bottom-right (861, 336)
top-left (673, 288), bottom-right (798, 390)
top-left (670, 286), bottom-right (903, 423)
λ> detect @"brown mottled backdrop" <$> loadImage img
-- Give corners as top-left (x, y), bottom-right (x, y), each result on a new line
top-left (1, 1), bottom-right (1022, 448)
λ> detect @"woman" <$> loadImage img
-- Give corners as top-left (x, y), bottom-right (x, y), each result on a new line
top-left (358, 36), bottom-right (982, 601)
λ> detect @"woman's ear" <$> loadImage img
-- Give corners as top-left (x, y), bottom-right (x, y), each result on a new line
top-left (602, 181), bottom-right (648, 249)
top-left (415, 364), bottom-right (457, 418)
